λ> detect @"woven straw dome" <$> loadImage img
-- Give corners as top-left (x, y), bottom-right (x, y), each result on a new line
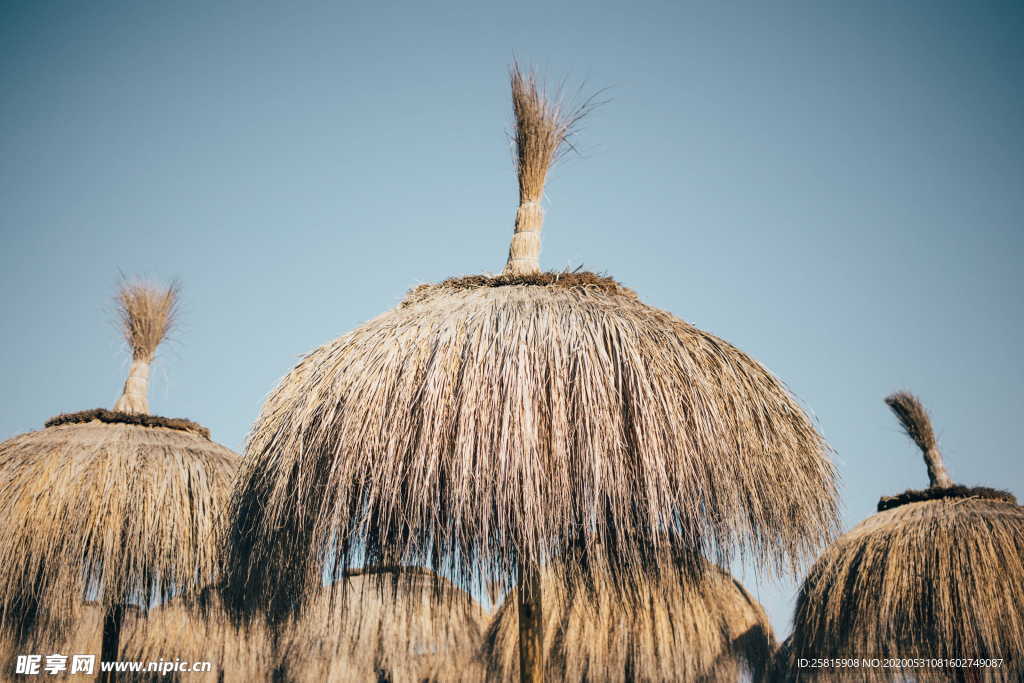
top-left (483, 559), bottom-right (776, 682)
top-left (277, 567), bottom-right (488, 683)
top-left (781, 393), bottom-right (1024, 681)
top-left (226, 271), bottom-right (838, 616)
top-left (0, 282), bottom-right (239, 648)
top-left (0, 405), bottom-right (238, 647)
top-left (223, 67), bottom-right (838, 627)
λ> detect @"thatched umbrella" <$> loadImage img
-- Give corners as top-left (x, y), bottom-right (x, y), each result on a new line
top-left (3, 602), bottom-right (101, 680)
top-left (118, 590), bottom-right (274, 682)
top-left (223, 64), bottom-right (839, 681)
top-left (277, 566), bottom-right (488, 682)
top-left (0, 282), bottom-right (239, 682)
top-left (482, 557), bottom-right (775, 682)
top-left (779, 392), bottom-right (1024, 681)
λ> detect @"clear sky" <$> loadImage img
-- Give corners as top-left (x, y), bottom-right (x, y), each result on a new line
top-left (2, 0), bottom-right (1021, 637)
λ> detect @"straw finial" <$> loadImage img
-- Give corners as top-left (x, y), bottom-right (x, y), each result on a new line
top-left (112, 280), bottom-right (177, 415)
top-left (502, 63), bottom-right (598, 276)
top-left (885, 391), bottom-right (953, 489)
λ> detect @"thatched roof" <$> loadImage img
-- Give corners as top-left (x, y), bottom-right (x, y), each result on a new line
top-left (223, 66), bottom-right (838, 622)
top-left (482, 559), bottom-right (775, 682)
top-left (0, 603), bottom-right (141, 680)
top-left (780, 392), bottom-right (1024, 681)
top-left (277, 567), bottom-right (488, 682)
top-left (0, 283), bottom-right (239, 644)
top-left (118, 592), bottom-right (274, 682)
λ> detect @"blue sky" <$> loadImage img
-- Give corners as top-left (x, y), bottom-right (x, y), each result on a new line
top-left (1, 0), bottom-right (1021, 636)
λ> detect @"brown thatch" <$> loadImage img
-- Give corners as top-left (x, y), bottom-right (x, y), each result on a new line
top-left (225, 271), bottom-right (839, 618)
top-left (222, 65), bottom-right (838, 629)
top-left (118, 591), bottom-right (274, 682)
top-left (0, 282), bottom-right (239, 647)
top-left (780, 392), bottom-right (1024, 681)
top-left (44, 409), bottom-right (210, 439)
top-left (277, 567), bottom-right (488, 682)
top-left (482, 559), bottom-right (775, 682)
top-left (0, 603), bottom-right (142, 680)
top-left (877, 483), bottom-right (1015, 511)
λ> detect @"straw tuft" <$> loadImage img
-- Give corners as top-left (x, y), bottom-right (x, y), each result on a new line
top-left (502, 64), bottom-right (603, 276)
top-left (885, 391), bottom-right (953, 488)
top-left (482, 558), bottom-right (775, 682)
top-left (117, 281), bottom-right (178, 362)
top-left (509, 63), bottom-right (596, 203)
top-left (112, 280), bottom-right (178, 415)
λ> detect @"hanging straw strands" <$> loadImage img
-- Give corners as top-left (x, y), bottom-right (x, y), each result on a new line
top-left (779, 392), bottom-right (1024, 681)
top-left (224, 270), bottom-right (839, 623)
top-left (482, 559), bottom-right (775, 682)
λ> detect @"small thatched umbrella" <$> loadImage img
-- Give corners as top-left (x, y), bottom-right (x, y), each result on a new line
top-left (482, 558), bottom-right (775, 682)
top-left (0, 282), bottom-right (239, 682)
top-left (277, 566), bottom-right (488, 682)
top-left (780, 392), bottom-right (1024, 681)
top-left (223, 64), bottom-right (839, 681)
top-left (118, 590), bottom-right (274, 682)
top-left (2, 603), bottom-right (108, 680)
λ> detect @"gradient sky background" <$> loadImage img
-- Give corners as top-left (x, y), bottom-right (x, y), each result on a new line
top-left (2, 1), bottom-right (1022, 637)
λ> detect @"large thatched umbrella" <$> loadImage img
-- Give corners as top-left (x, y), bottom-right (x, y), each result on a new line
top-left (118, 590), bottom-right (274, 682)
top-left (779, 392), bottom-right (1024, 681)
top-left (277, 566), bottom-right (488, 682)
top-left (223, 64), bottom-right (839, 681)
top-left (483, 557), bottom-right (775, 682)
top-left (0, 282), bottom-right (239, 682)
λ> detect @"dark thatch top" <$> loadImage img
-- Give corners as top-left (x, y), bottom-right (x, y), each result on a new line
top-left (45, 409), bottom-right (211, 439)
top-left (401, 270), bottom-right (637, 307)
top-left (877, 484), bottom-right (1017, 512)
